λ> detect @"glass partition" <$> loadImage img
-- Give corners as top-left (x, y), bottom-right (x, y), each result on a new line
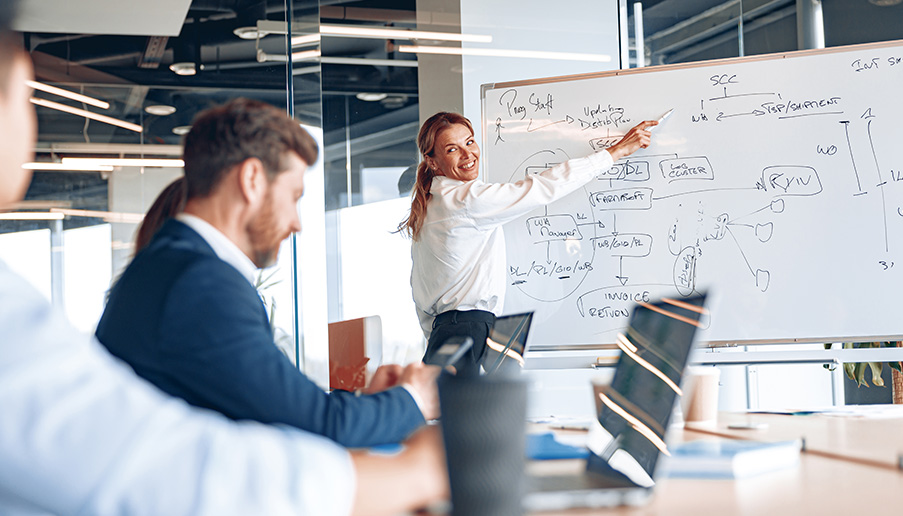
top-left (9, 0), bottom-right (301, 360)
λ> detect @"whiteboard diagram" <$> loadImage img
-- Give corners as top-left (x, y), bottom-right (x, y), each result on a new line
top-left (482, 41), bottom-right (903, 349)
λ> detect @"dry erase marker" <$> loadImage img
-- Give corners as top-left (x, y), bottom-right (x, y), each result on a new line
top-left (654, 108), bottom-right (674, 128)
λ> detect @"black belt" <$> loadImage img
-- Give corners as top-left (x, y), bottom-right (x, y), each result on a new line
top-left (432, 309), bottom-right (496, 329)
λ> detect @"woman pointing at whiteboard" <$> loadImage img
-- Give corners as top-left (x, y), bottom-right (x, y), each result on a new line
top-left (398, 111), bottom-right (656, 375)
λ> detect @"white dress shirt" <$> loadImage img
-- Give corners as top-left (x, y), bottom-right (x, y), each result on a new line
top-left (0, 259), bottom-right (355, 516)
top-left (411, 150), bottom-right (614, 338)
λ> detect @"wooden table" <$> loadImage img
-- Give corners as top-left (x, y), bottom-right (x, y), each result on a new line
top-left (692, 409), bottom-right (903, 470)
top-left (530, 410), bottom-right (903, 515)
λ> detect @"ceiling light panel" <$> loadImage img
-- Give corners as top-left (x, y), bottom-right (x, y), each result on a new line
top-left (0, 212), bottom-right (66, 221)
top-left (320, 24), bottom-right (492, 43)
top-left (30, 97), bottom-right (143, 132)
top-left (27, 80), bottom-right (110, 109)
top-left (291, 33), bottom-right (322, 47)
top-left (397, 45), bottom-right (612, 62)
top-left (23, 162), bottom-right (114, 172)
top-left (61, 157), bottom-right (184, 168)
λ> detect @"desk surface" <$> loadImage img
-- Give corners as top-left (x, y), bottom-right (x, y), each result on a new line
top-left (691, 410), bottom-right (903, 469)
top-left (530, 410), bottom-right (903, 515)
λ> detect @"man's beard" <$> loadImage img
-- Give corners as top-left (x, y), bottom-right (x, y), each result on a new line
top-left (247, 194), bottom-right (283, 269)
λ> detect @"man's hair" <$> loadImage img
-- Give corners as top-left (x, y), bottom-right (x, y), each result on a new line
top-left (0, 0), bottom-right (23, 95)
top-left (182, 98), bottom-right (319, 199)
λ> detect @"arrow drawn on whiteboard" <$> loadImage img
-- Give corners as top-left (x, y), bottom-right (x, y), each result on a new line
top-left (716, 110), bottom-right (765, 121)
top-left (615, 256), bottom-right (628, 286)
top-left (653, 186), bottom-right (758, 201)
top-left (526, 115), bottom-right (575, 133)
top-left (865, 116), bottom-right (890, 253)
top-left (841, 120), bottom-right (866, 195)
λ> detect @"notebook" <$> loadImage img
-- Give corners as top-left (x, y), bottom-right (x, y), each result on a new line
top-left (481, 311), bottom-right (534, 376)
top-left (663, 438), bottom-right (801, 479)
top-left (524, 293), bottom-right (708, 512)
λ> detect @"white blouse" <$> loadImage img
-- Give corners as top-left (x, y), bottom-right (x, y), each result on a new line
top-left (411, 150), bottom-right (615, 338)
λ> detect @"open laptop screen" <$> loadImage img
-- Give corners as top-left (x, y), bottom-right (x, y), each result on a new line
top-left (482, 312), bottom-right (533, 376)
top-left (589, 294), bottom-right (707, 483)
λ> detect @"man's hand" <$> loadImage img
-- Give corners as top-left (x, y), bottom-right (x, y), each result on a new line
top-left (606, 119), bottom-right (657, 161)
top-left (350, 425), bottom-right (449, 516)
top-left (362, 364), bottom-right (403, 394)
top-left (399, 362), bottom-right (441, 420)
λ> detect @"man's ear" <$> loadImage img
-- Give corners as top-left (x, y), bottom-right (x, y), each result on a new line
top-left (237, 157), bottom-right (267, 205)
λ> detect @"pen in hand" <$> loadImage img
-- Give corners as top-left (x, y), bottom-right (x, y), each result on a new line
top-left (653, 108), bottom-right (674, 129)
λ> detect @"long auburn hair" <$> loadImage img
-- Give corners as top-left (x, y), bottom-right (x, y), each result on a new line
top-left (134, 177), bottom-right (187, 253)
top-left (397, 112), bottom-right (474, 240)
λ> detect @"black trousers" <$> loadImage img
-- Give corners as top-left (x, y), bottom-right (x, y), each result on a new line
top-left (423, 309), bottom-right (496, 376)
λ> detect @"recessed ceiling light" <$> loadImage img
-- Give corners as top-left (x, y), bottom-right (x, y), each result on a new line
top-left (380, 95), bottom-right (407, 109)
top-left (869, 0), bottom-right (903, 5)
top-left (172, 125), bottom-right (192, 136)
top-left (233, 26), bottom-right (263, 40)
top-left (169, 62), bottom-right (196, 76)
top-left (355, 92), bottom-right (388, 102)
top-left (145, 104), bottom-right (176, 116)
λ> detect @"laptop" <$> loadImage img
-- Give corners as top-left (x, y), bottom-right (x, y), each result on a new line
top-left (523, 293), bottom-right (708, 512)
top-left (481, 311), bottom-right (534, 376)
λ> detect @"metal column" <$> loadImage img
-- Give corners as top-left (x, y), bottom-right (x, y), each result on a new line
top-left (619, 0), bottom-right (629, 68)
top-left (633, 2), bottom-right (645, 67)
top-left (797, 0), bottom-right (825, 50)
top-left (49, 219), bottom-right (64, 309)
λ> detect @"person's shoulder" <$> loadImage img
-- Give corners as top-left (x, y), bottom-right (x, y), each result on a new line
top-left (143, 219), bottom-right (211, 256)
top-left (123, 226), bottom-right (242, 295)
top-left (432, 176), bottom-right (488, 200)
top-left (133, 221), bottom-right (222, 270)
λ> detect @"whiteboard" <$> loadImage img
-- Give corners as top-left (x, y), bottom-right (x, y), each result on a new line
top-left (481, 40), bottom-right (903, 350)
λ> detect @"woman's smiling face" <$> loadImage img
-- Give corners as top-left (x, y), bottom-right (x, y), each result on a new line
top-left (427, 123), bottom-right (480, 182)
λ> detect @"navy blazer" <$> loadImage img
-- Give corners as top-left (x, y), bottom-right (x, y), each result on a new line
top-left (96, 220), bottom-right (425, 447)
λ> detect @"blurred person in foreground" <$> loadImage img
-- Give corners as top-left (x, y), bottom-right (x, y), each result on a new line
top-left (0, 1), bottom-right (447, 514)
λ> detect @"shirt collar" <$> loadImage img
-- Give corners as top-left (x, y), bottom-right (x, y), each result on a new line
top-left (176, 213), bottom-right (258, 286)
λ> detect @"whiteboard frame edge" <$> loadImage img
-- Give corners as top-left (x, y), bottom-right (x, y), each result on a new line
top-left (479, 82), bottom-right (496, 182)
top-left (527, 334), bottom-right (903, 353)
top-left (479, 39), bottom-right (903, 93)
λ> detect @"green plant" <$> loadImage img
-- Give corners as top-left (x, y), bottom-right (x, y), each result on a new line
top-left (255, 268), bottom-right (295, 365)
top-left (824, 341), bottom-right (903, 391)
top-left (255, 268), bottom-right (283, 332)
